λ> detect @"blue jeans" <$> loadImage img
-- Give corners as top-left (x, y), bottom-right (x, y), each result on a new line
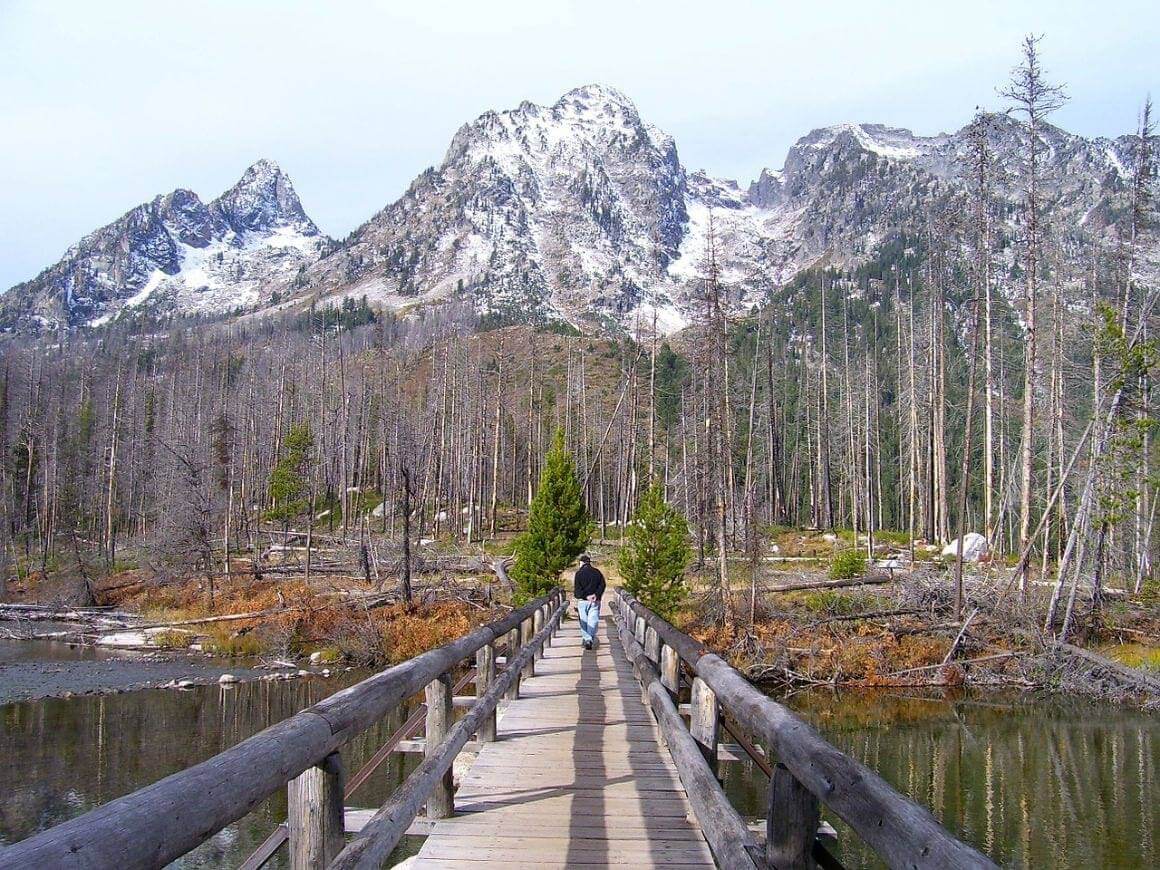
top-left (576, 598), bottom-right (601, 644)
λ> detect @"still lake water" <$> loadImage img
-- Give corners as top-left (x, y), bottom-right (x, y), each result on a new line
top-left (1, 655), bottom-right (1156, 868)
top-left (723, 690), bottom-right (1159, 868)
top-left (0, 670), bottom-right (426, 867)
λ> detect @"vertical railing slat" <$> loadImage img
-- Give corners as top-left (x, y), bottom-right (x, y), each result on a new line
top-left (425, 673), bottom-right (454, 819)
top-left (287, 751), bottom-right (345, 869)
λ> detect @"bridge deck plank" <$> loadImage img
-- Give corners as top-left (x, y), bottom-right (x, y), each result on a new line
top-left (411, 613), bottom-right (715, 868)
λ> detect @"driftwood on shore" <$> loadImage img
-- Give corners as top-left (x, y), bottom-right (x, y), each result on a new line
top-left (0, 603), bottom-right (137, 623)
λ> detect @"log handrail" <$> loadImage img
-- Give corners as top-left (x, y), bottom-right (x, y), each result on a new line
top-left (0, 590), bottom-right (566, 870)
top-left (611, 597), bottom-right (765, 869)
top-left (330, 593), bottom-right (569, 868)
top-left (614, 590), bottom-right (998, 870)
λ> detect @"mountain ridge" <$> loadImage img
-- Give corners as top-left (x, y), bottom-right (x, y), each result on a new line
top-left (2, 86), bottom-right (1152, 334)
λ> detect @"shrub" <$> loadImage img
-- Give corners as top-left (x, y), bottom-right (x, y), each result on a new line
top-left (799, 589), bottom-right (858, 615)
top-left (830, 549), bottom-right (868, 580)
top-left (151, 629), bottom-right (192, 649)
top-left (203, 629), bottom-right (265, 656)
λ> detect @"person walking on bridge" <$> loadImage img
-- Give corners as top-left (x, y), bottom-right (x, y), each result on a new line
top-left (573, 554), bottom-right (605, 650)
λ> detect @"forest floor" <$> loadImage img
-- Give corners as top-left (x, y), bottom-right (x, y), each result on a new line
top-left (3, 526), bottom-right (1156, 709)
top-left (677, 529), bottom-right (1160, 711)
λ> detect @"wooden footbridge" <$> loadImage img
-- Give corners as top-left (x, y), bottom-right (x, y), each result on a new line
top-left (0, 589), bottom-right (996, 870)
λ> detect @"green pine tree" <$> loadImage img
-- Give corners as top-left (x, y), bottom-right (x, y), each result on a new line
top-left (510, 429), bottom-right (592, 602)
top-left (618, 483), bottom-right (691, 619)
top-left (267, 423), bottom-right (314, 524)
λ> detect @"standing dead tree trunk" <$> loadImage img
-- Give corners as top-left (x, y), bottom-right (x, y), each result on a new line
top-left (1002, 34), bottom-right (1067, 594)
top-left (399, 466), bottom-right (413, 606)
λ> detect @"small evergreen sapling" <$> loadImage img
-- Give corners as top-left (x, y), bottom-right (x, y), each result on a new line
top-left (510, 430), bottom-right (592, 602)
top-left (267, 423), bottom-right (314, 524)
top-left (618, 484), bottom-right (691, 619)
top-left (829, 549), bottom-right (867, 580)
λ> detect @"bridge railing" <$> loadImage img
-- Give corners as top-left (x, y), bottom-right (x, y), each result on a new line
top-left (0, 589), bottom-right (567, 870)
top-left (611, 590), bottom-right (997, 870)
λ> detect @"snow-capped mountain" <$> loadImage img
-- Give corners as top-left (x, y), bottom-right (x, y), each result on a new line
top-left (2, 86), bottom-right (1150, 335)
top-left (1, 160), bottom-right (326, 330)
top-left (301, 87), bottom-right (1147, 332)
top-left (305, 85), bottom-right (693, 330)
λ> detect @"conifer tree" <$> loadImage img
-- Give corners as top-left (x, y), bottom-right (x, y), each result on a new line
top-left (510, 429), bottom-right (591, 602)
top-left (619, 483), bottom-right (691, 619)
top-left (267, 423), bottom-right (313, 526)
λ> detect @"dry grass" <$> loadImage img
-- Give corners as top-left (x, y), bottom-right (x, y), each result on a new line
top-left (326, 601), bottom-right (485, 666)
top-left (99, 574), bottom-right (489, 664)
top-left (1102, 642), bottom-right (1160, 672)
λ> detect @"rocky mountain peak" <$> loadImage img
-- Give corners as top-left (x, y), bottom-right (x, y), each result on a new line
top-left (309, 84), bottom-right (691, 326)
top-left (212, 159), bottom-right (318, 236)
top-left (1, 161), bottom-right (327, 331)
top-left (552, 83), bottom-right (641, 120)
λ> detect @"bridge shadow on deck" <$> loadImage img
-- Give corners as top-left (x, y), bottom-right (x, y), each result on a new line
top-left (565, 615), bottom-right (607, 866)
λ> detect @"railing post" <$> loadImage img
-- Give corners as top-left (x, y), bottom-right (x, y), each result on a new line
top-left (767, 762), bottom-right (820, 870)
top-left (425, 673), bottom-right (454, 819)
top-left (504, 626), bottom-right (521, 699)
top-left (690, 676), bottom-right (719, 774)
top-left (533, 606), bottom-right (545, 660)
top-left (644, 625), bottom-right (660, 664)
top-left (520, 616), bottom-right (535, 678)
top-left (660, 643), bottom-right (680, 696)
top-left (475, 641), bottom-right (497, 742)
top-left (287, 751), bottom-right (345, 869)
top-left (634, 615), bottom-right (646, 646)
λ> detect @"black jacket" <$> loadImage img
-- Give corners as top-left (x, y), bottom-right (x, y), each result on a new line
top-left (573, 563), bottom-right (606, 600)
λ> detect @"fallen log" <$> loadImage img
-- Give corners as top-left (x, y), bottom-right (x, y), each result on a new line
top-left (1055, 643), bottom-right (1160, 694)
top-left (884, 652), bottom-right (1024, 679)
top-left (812, 608), bottom-right (923, 625)
top-left (766, 572), bottom-right (897, 594)
top-left (491, 557), bottom-right (514, 593)
top-left (0, 603), bottom-right (135, 627)
top-left (94, 606), bottom-right (308, 634)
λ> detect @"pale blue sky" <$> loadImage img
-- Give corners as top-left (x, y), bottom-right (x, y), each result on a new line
top-left (1, 0), bottom-right (1156, 290)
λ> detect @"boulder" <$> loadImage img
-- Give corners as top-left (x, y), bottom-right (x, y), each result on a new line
top-left (941, 532), bottom-right (989, 562)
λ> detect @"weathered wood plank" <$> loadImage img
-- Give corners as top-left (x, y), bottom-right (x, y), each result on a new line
top-left (767, 761), bottom-right (821, 870)
top-left (411, 612), bottom-right (715, 869)
top-left (475, 641), bottom-right (497, 742)
top-left (331, 598), bottom-right (568, 869)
